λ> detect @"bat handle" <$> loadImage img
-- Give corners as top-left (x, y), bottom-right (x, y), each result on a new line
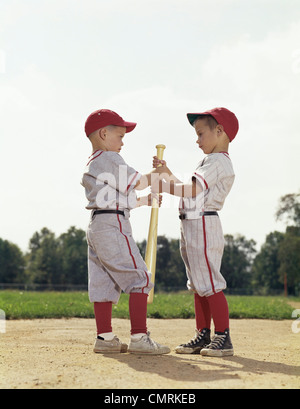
top-left (152, 144), bottom-right (166, 208)
top-left (155, 144), bottom-right (166, 163)
top-left (146, 144), bottom-right (166, 304)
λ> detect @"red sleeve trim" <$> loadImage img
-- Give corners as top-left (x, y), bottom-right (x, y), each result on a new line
top-left (194, 172), bottom-right (208, 189)
top-left (126, 171), bottom-right (139, 192)
top-left (86, 150), bottom-right (104, 166)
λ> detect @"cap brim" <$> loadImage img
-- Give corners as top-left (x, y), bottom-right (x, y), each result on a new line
top-left (114, 120), bottom-right (137, 133)
top-left (187, 112), bottom-right (210, 126)
top-left (124, 122), bottom-right (136, 133)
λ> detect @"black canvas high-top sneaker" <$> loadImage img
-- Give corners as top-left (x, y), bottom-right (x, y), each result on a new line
top-left (175, 328), bottom-right (211, 354)
top-left (200, 329), bottom-right (234, 357)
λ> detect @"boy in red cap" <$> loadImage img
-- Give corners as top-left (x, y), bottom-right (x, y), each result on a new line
top-left (153, 107), bottom-right (239, 357)
top-left (82, 109), bottom-right (170, 355)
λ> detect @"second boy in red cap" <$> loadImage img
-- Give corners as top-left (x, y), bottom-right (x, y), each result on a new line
top-left (153, 107), bottom-right (239, 357)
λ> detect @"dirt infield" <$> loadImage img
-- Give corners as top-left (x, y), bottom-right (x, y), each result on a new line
top-left (1, 318), bottom-right (299, 389)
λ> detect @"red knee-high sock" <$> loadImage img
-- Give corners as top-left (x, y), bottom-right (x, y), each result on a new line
top-left (94, 302), bottom-right (113, 335)
top-left (207, 291), bottom-right (229, 333)
top-left (194, 293), bottom-right (212, 331)
top-left (129, 293), bottom-right (148, 335)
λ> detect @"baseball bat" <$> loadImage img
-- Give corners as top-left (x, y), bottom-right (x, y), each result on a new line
top-left (145, 144), bottom-right (166, 304)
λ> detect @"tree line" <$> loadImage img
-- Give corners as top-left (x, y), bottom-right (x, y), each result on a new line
top-left (0, 192), bottom-right (299, 295)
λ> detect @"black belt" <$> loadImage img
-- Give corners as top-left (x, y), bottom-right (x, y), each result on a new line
top-left (93, 210), bottom-right (125, 217)
top-left (179, 211), bottom-right (218, 220)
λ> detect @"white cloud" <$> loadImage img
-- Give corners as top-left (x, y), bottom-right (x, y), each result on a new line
top-left (202, 21), bottom-right (300, 96)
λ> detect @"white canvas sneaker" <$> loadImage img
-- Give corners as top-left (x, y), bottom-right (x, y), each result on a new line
top-left (93, 335), bottom-right (128, 354)
top-left (128, 332), bottom-right (170, 355)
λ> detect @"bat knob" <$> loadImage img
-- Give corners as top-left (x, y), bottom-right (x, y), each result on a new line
top-left (155, 144), bottom-right (166, 161)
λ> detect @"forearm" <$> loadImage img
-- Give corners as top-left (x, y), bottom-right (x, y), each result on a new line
top-left (134, 170), bottom-right (159, 191)
top-left (152, 157), bottom-right (182, 184)
top-left (161, 180), bottom-right (202, 198)
top-left (160, 166), bottom-right (182, 184)
top-left (136, 194), bottom-right (162, 208)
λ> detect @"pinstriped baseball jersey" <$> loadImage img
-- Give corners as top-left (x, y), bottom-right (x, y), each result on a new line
top-left (179, 152), bottom-right (235, 297)
top-left (81, 150), bottom-right (141, 210)
top-left (81, 150), bottom-right (153, 304)
top-left (179, 152), bottom-right (235, 213)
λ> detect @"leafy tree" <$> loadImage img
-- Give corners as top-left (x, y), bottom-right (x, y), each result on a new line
top-left (25, 227), bottom-right (88, 286)
top-left (137, 236), bottom-right (186, 291)
top-left (252, 231), bottom-right (285, 293)
top-left (26, 228), bottom-right (62, 285)
top-left (155, 236), bottom-right (186, 290)
top-left (275, 191), bottom-right (300, 295)
top-left (0, 239), bottom-right (25, 283)
top-left (221, 234), bottom-right (257, 291)
top-left (278, 226), bottom-right (300, 295)
top-left (58, 226), bottom-right (87, 285)
top-left (275, 192), bottom-right (300, 227)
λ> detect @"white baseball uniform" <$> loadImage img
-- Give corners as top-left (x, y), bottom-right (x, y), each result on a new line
top-left (81, 150), bottom-right (153, 303)
top-left (179, 152), bottom-right (235, 297)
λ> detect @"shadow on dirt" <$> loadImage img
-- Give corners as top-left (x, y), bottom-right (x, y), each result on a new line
top-left (101, 352), bottom-right (300, 385)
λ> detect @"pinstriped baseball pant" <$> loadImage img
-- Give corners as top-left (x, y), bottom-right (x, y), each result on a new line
top-left (180, 215), bottom-right (227, 297)
top-left (87, 213), bottom-right (153, 304)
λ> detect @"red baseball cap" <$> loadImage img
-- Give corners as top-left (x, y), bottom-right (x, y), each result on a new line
top-left (187, 107), bottom-right (239, 142)
top-left (85, 109), bottom-right (137, 137)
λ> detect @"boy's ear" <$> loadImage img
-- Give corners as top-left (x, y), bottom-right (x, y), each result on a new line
top-left (99, 128), bottom-right (106, 140)
top-left (216, 124), bottom-right (224, 135)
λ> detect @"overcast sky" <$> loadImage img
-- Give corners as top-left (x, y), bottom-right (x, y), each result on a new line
top-left (1, 0), bottom-right (299, 252)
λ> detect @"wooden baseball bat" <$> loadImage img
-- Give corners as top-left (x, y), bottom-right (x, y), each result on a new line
top-left (145, 144), bottom-right (166, 304)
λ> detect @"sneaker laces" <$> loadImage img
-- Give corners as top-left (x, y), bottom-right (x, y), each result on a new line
top-left (184, 330), bottom-right (204, 347)
top-left (209, 334), bottom-right (226, 349)
top-left (142, 332), bottom-right (159, 348)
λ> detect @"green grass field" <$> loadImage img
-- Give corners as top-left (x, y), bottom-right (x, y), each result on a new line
top-left (0, 291), bottom-right (298, 320)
